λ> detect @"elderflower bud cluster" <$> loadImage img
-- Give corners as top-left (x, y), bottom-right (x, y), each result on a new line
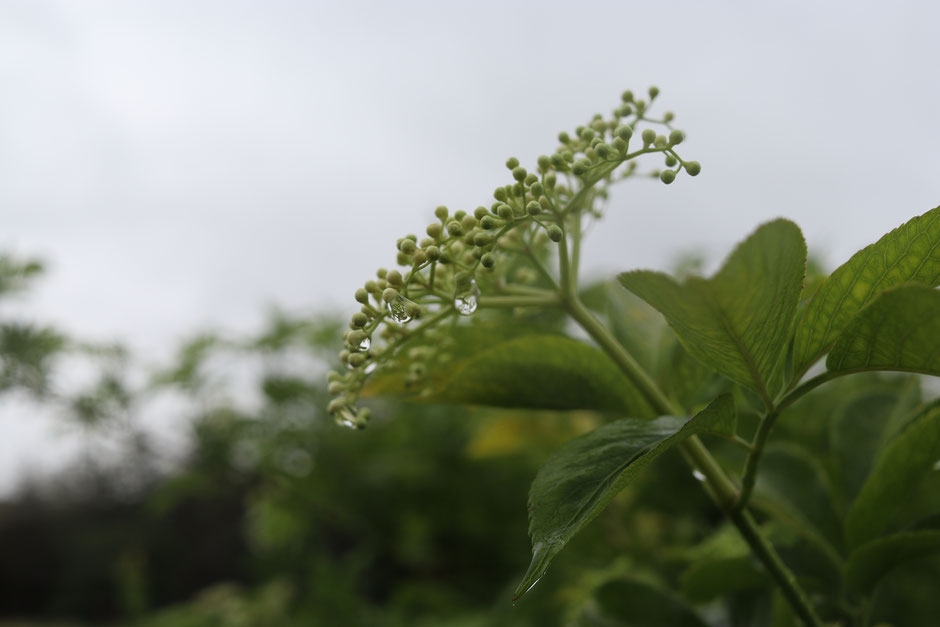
top-left (327, 87), bottom-right (700, 428)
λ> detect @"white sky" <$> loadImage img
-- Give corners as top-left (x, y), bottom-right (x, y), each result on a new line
top-left (1, 0), bottom-right (939, 493)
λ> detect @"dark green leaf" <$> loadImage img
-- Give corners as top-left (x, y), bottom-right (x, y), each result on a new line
top-left (619, 220), bottom-right (805, 400)
top-left (594, 579), bottom-right (710, 627)
top-left (792, 206), bottom-right (940, 378)
top-left (826, 285), bottom-right (940, 377)
top-left (845, 530), bottom-right (940, 595)
top-left (845, 401), bottom-right (940, 548)
top-left (514, 395), bottom-right (734, 600)
top-left (370, 333), bottom-right (655, 415)
top-left (751, 444), bottom-right (843, 564)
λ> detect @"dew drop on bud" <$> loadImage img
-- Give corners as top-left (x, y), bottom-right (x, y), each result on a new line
top-left (357, 336), bottom-right (371, 351)
top-left (453, 278), bottom-right (480, 315)
top-left (692, 469), bottom-right (706, 482)
top-left (386, 295), bottom-right (417, 324)
top-left (364, 361), bottom-right (377, 375)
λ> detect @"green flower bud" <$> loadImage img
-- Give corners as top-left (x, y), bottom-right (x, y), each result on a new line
top-left (382, 287), bottom-right (399, 302)
top-left (579, 128), bottom-right (595, 142)
top-left (506, 156), bottom-right (519, 169)
top-left (453, 210), bottom-right (466, 221)
top-left (474, 206), bottom-right (488, 220)
top-left (419, 237), bottom-right (434, 248)
top-left (463, 232), bottom-right (476, 246)
top-left (539, 195), bottom-right (551, 211)
top-left (530, 181), bottom-right (543, 196)
top-left (327, 370), bottom-right (342, 383)
top-left (558, 131), bottom-right (571, 144)
top-left (526, 200), bottom-right (541, 216)
top-left (524, 173), bottom-right (537, 187)
top-left (512, 182), bottom-right (525, 197)
top-left (562, 150), bottom-right (574, 163)
top-left (413, 249), bottom-right (427, 265)
top-left (512, 166), bottom-right (527, 182)
top-left (668, 129), bottom-right (685, 146)
top-left (446, 220), bottom-right (464, 236)
top-left (386, 269), bottom-right (403, 285)
top-left (339, 349), bottom-right (350, 363)
top-left (425, 245), bottom-right (441, 261)
top-left (494, 186), bottom-right (508, 201)
top-left (328, 397), bottom-right (347, 414)
top-left (685, 161), bottom-right (701, 176)
top-left (660, 169), bottom-right (676, 184)
top-left (347, 330), bottom-right (366, 347)
top-left (612, 137), bottom-right (626, 152)
top-left (648, 85), bottom-right (660, 99)
top-left (399, 239), bottom-right (416, 254)
top-left (434, 205), bottom-right (448, 219)
top-left (348, 352), bottom-right (366, 367)
top-left (355, 288), bottom-right (369, 304)
top-left (621, 90), bottom-right (634, 103)
top-left (361, 305), bottom-right (374, 317)
top-left (571, 160), bottom-right (589, 176)
top-left (405, 233), bottom-right (417, 242)
top-left (596, 143), bottom-right (612, 159)
top-left (474, 232), bottom-right (491, 247)
top-left (377, 279), bottom-right (388, 290)
top-left (497, 204), bottom-right (514, 220)
top-left (404, 301), bottom-right (421, 318)
top-left (461, 215), bottom-right (477, 231)
top-left (328, 381), bottom-right (344, 395)
top-left (365, 280), bottom-right (379, 294)
top-left (641, 128), bottom-right (656, 146)
top-left (550, 154), bottom-right (566, 169)
top-left (615, 125), bottom-right (633, 141)
top-left (481, 252), bottom-right (495, 268)
top-left (616, 105), bottom-right (633, 117)
top-left (545, 173), bottom-right (557, 188)
top-left (654, 134), bottom-right (667, 147)
top-left (664, 111), bottom-right (675, 122)
top-left (376, 268), bottom-right (387, 279)
top-left (547, 224), bottom-right (563, 242)
top-left (426, 222), bottom-right (443, 239)
top-left (665, 155), bottom-right (677, 167)
top-left (537, 155), bottom-right (551, 171)
top-left (480, 215), bottom-right (500, 230)
top-left (351, 312), bottom-right (369, 328)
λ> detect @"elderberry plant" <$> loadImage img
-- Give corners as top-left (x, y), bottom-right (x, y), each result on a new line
top-left (329, 88), bottom-right (940, 626)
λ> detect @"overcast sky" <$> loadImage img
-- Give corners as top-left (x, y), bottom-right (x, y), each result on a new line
top-left (1, 0), bottom-right (938, 493)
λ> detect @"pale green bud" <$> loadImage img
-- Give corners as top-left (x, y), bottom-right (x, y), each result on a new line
top-left (355, 288), bottom-right (369, 304)
top-left (547, 225), bottom-right (563, 242)
top-left (382, 287), bottom-right (399, 302)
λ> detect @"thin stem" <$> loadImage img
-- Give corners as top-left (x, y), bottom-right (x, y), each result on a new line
top-left (736, 407), bottom-right (778, 510)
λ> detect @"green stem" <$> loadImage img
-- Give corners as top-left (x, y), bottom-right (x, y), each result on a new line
top-left (479, 295), bottom-right (560, 308)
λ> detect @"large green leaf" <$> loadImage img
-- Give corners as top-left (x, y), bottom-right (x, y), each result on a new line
top-left (619, 220), bottom-right (805, 401)
top-left (826, 284), bottom-right (940, 377)
top-left (792, 206), bottom-right (940, 378)
top-left (514, 395), bottom-right (734, 600)
top-left (845, 401), bottom-right (940, 549)
top-left (366, 333), bottom-right (655, 416)
top-left (844, 530), bottom-right (940, 595)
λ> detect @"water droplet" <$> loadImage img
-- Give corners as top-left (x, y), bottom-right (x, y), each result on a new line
top-left (386, 295), bottom-right (417, 324)
top-left (692, 469), bottom-right (706, 482)
top-left (357, 336), bottom-right (371, 351)
top-left (333, 406), bottom-right (362, 430)
top-left (454, 278), bottom-right (480, 315)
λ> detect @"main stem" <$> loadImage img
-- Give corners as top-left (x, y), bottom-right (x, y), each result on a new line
top-left (557, 234), bottom-right (823, 627)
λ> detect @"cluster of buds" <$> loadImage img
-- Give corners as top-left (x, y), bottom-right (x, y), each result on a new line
top-left (327, 87), bottom-right (700, 428)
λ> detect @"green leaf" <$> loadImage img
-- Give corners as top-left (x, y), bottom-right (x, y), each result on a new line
top-left (845, 401), bottom-right (940, 549)
top-left (844, 530), bottom-right (940, 595)
top-left (514, 395), bottom-right (734, 600)
top-left (826, 284), bottom-right (940, 377)
top-left (619, 219), bottom-right (805, 401)
top-left (750, 444), bottom-right (843, 566)
top-left (792, 206), bottom-right (940, 378)
top-left (593, 579), bottom-right (710, 627)
top-left (429, 334), bottom-right (655, 414)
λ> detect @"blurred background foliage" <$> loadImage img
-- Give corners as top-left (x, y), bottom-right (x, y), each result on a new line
top-left (0, 256), bottom-right (938, 626)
